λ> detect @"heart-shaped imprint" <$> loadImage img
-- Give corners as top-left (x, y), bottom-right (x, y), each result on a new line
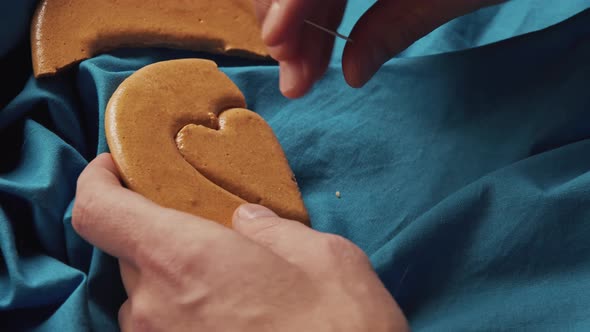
top-left (105, 59), bottom-right (309, 227)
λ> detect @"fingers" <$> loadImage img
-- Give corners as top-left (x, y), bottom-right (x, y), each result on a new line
top-left (232, 204), bottom-right (321, 259)
top-left (343, 0), bottom-right (438, 88)
top-left (256, 0), bottom-right (504, 92)
top-left (277, 31), bottom-right (329, 98)
top-left (343, 0), bottom-right (505, 88)
top-left (254, 0), bottom-right (346, 98)
top-left (233, 204), bottom-right (375, 279)
top-left (72, 153), bottom-right (165, 262)
top-left (278, 59), bottom-right (306, 98)
top-left (232, 204), bottom-right (371, 272)
top-left (254, 0), bottom-right (316, 46)
top-left (72, 153), bottom-right (225, 263)
top-left (279, 3), bottom-right (342, 98)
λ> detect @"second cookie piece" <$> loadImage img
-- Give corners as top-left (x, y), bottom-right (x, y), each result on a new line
top-left (31, 0), bottom-right (269, 77)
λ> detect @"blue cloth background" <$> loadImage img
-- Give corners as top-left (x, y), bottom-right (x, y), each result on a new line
top-left (1, 1), bottom-right (590, 331)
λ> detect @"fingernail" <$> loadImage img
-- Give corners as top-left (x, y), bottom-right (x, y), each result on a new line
top-left (345, 40), bottom-right (391, 88)
top-left (279, 60), bottom-right (300, 95)
top-left (362, 44), bottom-right (389, 85)
top-left (346, 56), bottom-right (364, 88)
top-left (237, 204), bottom-right (277, 221)
top-left (261, 1), bottom-right (282, 43)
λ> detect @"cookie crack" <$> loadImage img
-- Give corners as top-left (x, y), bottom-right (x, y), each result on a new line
top-left (174, 111), bottom-right (264, 206)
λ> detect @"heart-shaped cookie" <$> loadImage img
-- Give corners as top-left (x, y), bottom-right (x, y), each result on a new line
top-left (105, 59), bottom-right (309, 227)
top-left (31, 0), bottom-right (268, 77)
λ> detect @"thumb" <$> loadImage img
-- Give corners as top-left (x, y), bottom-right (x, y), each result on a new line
top-left (342, 0), bottom-right (504, 87)
top-left (232, 203), bottom-right (322, 263)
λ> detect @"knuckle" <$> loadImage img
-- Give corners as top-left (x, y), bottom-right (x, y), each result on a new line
top-left (134, 232), bottom-right (209, 284)
top-left (245, 218), bottom-right (284, 248)
top-left (129, 299), bottom-right (154, 331)
top-left (320, 234), bottom-right (370, 267)
top-left (71, 190), bottom-right (98, 235)
top-left (117, 306), bottom-right (126, 324)
top-left (321, 234), bottom-right (354, 254)
top-left (134, 244), bottom-right (173, 277)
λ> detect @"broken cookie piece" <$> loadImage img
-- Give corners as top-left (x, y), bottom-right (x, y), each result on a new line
top-left (105, 59), bottom-right (309, 227)
top-left (31, 0), bottom-right (269, 77)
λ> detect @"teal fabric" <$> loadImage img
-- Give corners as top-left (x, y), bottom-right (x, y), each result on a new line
top-left (1, 1), bottom-right (590, 331)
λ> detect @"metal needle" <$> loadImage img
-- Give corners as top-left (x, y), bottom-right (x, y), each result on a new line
top-left (255, 0), bottom-right (352, 42)
top-left (303, 19), bottom-right (353, 43)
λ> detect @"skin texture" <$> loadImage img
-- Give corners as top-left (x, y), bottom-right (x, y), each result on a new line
top-left (72, 153), bottom-right (410, 332)
top-left (253, 0), bottom-right (506, 98)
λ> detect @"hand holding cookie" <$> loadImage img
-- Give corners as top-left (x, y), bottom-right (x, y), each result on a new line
top-left (72, 154), bottom-right (409, 332)
top-left (254, 0), bottom-right (505, 98)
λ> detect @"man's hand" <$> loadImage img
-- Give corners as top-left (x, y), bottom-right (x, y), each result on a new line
top-left (254, 0), bottom-right (504, 98)
top-left (72, 153), bottom-right (409, 332)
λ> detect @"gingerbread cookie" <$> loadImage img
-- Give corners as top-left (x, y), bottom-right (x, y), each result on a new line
top-left (105, 59), bottom-right (309, 227)
top-left (31, 0), bottom-right (269, 77)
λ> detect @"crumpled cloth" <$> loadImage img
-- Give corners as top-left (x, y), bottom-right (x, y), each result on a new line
top-left (1, 1), bottom-right (589, 331)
